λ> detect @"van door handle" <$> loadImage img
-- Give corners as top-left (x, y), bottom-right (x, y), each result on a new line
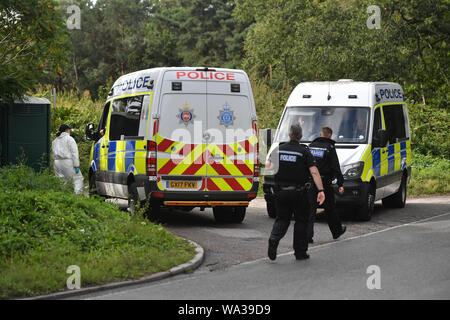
top-left (203, 132), bottom-right (211, 142)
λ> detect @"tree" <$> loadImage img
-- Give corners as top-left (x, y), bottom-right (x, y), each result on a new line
top-left (57, 0), bottom-right (154, 99)
top-left (0, 0), bottom-right (71, 101)
top-left (143, 0), bottom-right (250, 69)
top-left (235, 0), bottom-right (449, 105)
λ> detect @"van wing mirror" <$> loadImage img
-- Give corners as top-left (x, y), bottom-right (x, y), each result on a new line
top-left (373, 129), bottom-right (388, 148)
top-left (261, 128), bottom-right (275, 149)
top-left (85, 123), bottom-right (96, 141)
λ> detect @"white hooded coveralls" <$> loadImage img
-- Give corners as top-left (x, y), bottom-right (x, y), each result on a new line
top-left (52, 132), bottom-right (84, 194)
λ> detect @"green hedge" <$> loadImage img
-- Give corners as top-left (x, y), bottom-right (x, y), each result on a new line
top-left (409, 154), bottom-right (450, 196)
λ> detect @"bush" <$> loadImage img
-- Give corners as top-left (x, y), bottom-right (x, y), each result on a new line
top-left (407, 102), bottom-right (450, 159)
top-left (409, 154), bottom-right (450, 196)
top-left (36, 88), bottom-right (104, 181)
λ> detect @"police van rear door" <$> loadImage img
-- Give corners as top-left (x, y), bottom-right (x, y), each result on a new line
top-left (156, 70), bottom-right (207, 192)
top-left (205, 71), bottom-right (256, 192)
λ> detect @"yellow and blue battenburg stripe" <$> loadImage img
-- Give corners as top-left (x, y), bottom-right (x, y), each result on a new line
top-left (360, 140), bottom-right (411, 182)
top-left (91, 140), bottom-right (147, 175)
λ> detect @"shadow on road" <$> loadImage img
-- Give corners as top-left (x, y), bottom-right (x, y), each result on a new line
top-left (158, 208), bottom-right (217, 228)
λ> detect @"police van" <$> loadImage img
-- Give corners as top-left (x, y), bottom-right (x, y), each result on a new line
top-left (85, 67), bottom-right (259, 223)
top-left (263, 80), bottom-right (411, 221)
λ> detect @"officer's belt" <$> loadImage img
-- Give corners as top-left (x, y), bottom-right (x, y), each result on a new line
top-left (278, 182), bottom-right (312, 192)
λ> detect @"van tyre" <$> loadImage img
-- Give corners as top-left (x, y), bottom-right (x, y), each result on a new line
top-left (127, 181), bottom-right (140, 214)
top-left (382, 174), bottom-right (407, 209)
top-left (145, 200), bottom-right (163, 222)
top-left (213, 206), bottom-right (246, 224)
top-left (231, 207), bottom-right (247, 223)
top-left (128, 182), bottom-right (163, 221)
top-left (357, 187), bottom-right (375, 221)
top-left (88, 173), bottom-right (97, 196)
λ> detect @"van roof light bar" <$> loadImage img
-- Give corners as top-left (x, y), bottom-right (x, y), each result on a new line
top-left (375, 93), bottom-right (381, 102)
top-left (196, 67), bottom-right (216, 72)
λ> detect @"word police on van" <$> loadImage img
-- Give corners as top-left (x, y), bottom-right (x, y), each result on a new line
top-left (85, 67), bottom-right (259, 223)
top-left (263, 80), bottom-right (411, 221)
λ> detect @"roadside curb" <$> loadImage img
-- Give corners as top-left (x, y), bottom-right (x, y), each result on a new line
top-left (24, 239), bottom-right (204, 300)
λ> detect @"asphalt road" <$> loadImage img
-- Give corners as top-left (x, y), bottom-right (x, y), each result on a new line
top-left (165, 195), bottom-right (450, 272)
top-left (83, 211), bottom-right (450, 300)
top-left (76, 195), bottom-right (450, 300)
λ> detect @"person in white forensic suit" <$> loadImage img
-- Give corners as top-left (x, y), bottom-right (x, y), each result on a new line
top-left (52, 124), bottom-right (84, 194)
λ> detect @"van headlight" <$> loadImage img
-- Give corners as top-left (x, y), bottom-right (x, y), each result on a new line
top-left (341, 161), bottom-right (364, 179)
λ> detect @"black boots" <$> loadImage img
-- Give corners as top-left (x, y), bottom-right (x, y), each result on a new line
top-left (268, 239), bottom-right (278, 261)
top-left (333, 225), bottom-right (347, 240)
top-left (295, 252), bottom-right (310, 260)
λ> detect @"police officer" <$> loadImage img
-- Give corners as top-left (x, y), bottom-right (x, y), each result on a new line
top-left (307, 127), bottom-right (346, 242)
top-left (266, 124), bottom-right (325, 261)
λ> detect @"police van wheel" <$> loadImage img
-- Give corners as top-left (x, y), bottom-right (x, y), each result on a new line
top-left (88, 174), bottom-right (97, 195)
top-left (144, 200), bottom-right (163, 222)
top-left (382, 175), bottom-right (407, 209)
top-left (266, 200), bottom-right (277, 219)
top-left (213, 207), bottom-right (231, 223)
top-left (213, 206), bottom-right (246, 224)
top-left (127, 182), bottom-right (140, 214)
top-left (231, 207), bottom-right (246, 223)
top-left (357, 189), bottom-right (375, 221)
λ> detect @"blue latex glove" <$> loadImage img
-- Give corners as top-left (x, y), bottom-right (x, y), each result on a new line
top-left (74, 167), bottom-right (80, 174)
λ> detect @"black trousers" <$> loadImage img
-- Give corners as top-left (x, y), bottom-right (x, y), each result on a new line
top-left (269, 189), bottom-right (310, 254)
top-left (307, 183), bottom-right (343, 240)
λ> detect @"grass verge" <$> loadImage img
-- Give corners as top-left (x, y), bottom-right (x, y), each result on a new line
top-left (0, 165), bottom-right (196, 299)
top-left (409, 154), bottom-right (450, 196)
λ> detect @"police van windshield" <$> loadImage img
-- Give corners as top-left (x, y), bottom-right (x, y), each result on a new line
top-left (275, 107), bottom-right (370, 144)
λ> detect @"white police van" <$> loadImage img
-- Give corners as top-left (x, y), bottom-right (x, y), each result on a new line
top-left (263, 80), bottom-right (412, 221)
top-left (85, 67), bottom-right (259, 223)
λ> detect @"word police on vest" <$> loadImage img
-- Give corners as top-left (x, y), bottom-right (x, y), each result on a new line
top-left (280, 154), bottom-right (297, 162)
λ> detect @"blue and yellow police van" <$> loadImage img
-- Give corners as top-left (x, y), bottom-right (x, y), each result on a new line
top-left (85, 67), bottom-right (259, 223)
top-left (263, 80), bottom-right (412, 221)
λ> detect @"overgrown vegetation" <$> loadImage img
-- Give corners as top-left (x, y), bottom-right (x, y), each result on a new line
top-left (36, 88), bottom-right (103, 180)
top-left (0, 0), bottom-right (70, 101)
top-left (0, 164), bottom-right (195, 298)
top-left (409, 154), bottom-right (450, 196)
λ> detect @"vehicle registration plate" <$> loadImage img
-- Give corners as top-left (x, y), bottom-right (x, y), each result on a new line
top-left (167, 181), bottom-right (197, 189)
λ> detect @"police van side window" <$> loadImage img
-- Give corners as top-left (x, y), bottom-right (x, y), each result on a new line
top-left (109, 95), bottom-right (144, 141)
top-left (383, 105), bottom-right (407, 144)
top-left (99, 102), bottom-right (110, 131)
top-left (373, 108), bottom-right (382, 136)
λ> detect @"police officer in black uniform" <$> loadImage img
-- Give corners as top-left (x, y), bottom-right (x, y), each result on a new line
top-left (307, 127), bottom-right (346, 242)
top-left (267, 124), bottom-right (325, 261)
